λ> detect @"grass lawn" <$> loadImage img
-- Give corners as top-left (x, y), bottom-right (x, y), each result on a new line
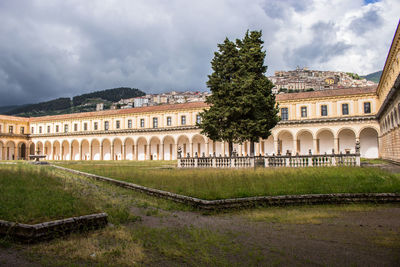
top-left (0, 164), bottom-right (99, 224)
top-left (57, 160), bottom-right (400, 200)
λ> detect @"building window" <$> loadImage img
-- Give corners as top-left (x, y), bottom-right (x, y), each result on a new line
top-left (281, 108), bottom-right (288, 121)
top-left (94, 122), bottom-right (98, 130)
top-left (116, 120), bottom-right (120, 129)
top-left (84, 123), bottom-right (88, 131)
top-left (140, 119), bottom-right (145, 128)
top-left (0, 125), bottom-right (2, 133)
top-left (167, 116), bottom-right (172, 126)
top-left (31, 127), bottom-right (34, 134)
top-left (9, 126), bottom-right (13, 133)
top-left (342, 103), bottom-right (349, 115)
top-left (127, 120), bottom-right (132, 128)
top-left (47, 126), bottom-right (50, 133)
top-left (104, 121), bottom-right (109, 131)
top-left (181, 115), bottom-right (186, 125)
top-left (64, 124), bottom-right (68, 133)
top-left (20, 127), bottom-right (24, 134)
top-left (74, 123), bottom-right (78, 131)
top-left (39, 126), bottom-right (42, 134)
top-left (56, 125), bottom-right (59, 133)
top-left (364, 102), bottom-right (371, 114)
top-left (301, 106), bottom-right (307, 118)
top-left (321, 105), bottom-right (328, 116)
top-left (153, 117), bottom-right (158, 128)
top-left (196, 114), bottom-right (201, 124)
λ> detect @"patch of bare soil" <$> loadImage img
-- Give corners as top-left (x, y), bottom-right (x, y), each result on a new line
top-left (131, 205), bottom-right (400, 266)
top-left (0, 247), bottom-right (41, 267)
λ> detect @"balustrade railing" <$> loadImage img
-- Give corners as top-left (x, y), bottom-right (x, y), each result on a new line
top-left (178, 152), bottom-right (360, 168)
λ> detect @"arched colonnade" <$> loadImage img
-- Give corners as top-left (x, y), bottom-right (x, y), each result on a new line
top-left (27, 125), bottom-right (380, 161)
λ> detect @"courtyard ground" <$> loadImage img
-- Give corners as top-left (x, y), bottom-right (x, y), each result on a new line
top-left (0, 161), bottom-right (399, 266)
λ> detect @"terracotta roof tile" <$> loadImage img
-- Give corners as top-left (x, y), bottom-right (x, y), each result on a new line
top-left (275, 86), bottom-right (377, 101)
top-left (29, 102), bottom-right (209, 122)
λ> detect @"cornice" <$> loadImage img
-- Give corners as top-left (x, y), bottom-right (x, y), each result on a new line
top-left (277, 115), bottom-right (377, 125)
top-left (29, 125), bottom-right (199, 138)
top-left (377, 20), bottom-right (400, 97)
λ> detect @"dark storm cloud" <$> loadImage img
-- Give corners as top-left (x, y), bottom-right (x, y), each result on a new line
top-left (284, 21), bottom-right (352, 67)
top-left (0, 0), bottom-right (397, 106)
top-left (349, 7), bottom-right (383, 35)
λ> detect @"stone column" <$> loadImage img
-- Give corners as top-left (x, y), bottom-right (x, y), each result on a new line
top-left (255, 142), bottom-right (260, 156)
top-left (146, 144), bottom-right (151, 160)
top-left (334, 138), bottom-right (339, 154)
top-left (313, 139), bottom-right (319, 154)
top-left (175, 144), bottom-right (179, 160)
top-left (238, 143), bottom-right (243, 156)
top-left (89, 143), bottom-right (92, 161)
top-left (160, 143), bottom-right (164, 160)
top-left (134, 145), bottom-right (138, 160)
top-left (70, 143), bottom-right (73, 160)
top-left (205, 142), bottom-right (209, 157)
top-left (122, 144), bottom-right (126, 160)
top-left (190, 143), bottom-right (194, 157)
top-left (100, 145), bottom-right (104, 160)
top-left (78, 143), bottom-right (82, 160)
top-left (13, 145), bottom-right (17, 160)
top-left (292, 139), bottom-right (297, 155)
top-left (274, 140), bottom-right (279, 155)
top-left (111, 144), bottom-right (115, 160)
top-left (222, 141), bottom-right (225, 156)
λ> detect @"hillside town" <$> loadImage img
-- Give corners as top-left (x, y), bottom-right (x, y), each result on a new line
top-left (109, 90), bottom-right (210, 109)
top-left (106, 68), bottom-right (377, 109)
top-left (269, 67), bottom-right (376, 93)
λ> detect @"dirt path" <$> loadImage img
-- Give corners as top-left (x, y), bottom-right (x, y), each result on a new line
top-left (131, 205), bottom-right (400, 266)
top-left (0, 247), bottom-right (41, 267)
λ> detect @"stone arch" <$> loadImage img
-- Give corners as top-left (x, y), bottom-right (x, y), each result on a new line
top-left (91, 139), bottom-right (101, 160)
top-left (136, 137), bottom-right (147, 160)
top-left (102, 138), bottom-right (112, 160)
top-left (277, 130), bottom-right (294, 155)
top-left (124, 137), bottom-right (135, 160)
top-left (44, 141), bottom-right (52, 160)
top-left (191, 134), bottom-right (206, 157)
top-left (263, 135), bottom-right (274, 155)
top-left (359, 127), bottom-right (379, 158)
top-left (177, 135), bottom-right (190, 157)
top-left (61, 140), bottom-right (70, 160)
top-left (149, 136), bottom-right (161, 160)
top-left (81, 139), bottom-right (90, 160)
top-left (316, 129), bottom-right (335, 154)
top-left (53, 140), bottom-right (61, 160)
top-left (296, 130), bottom-right (314, 155)
top-left (5, 141), bottom-right (16, 160)
top-left (71, 140), bottom-right (80, 160)
top-left (0, 141), bottom-right (4, 160)
top-left (17, 142), bottom-right (27, 160)
top-left (36, 141), bottom-right (44, 155)
top-left (337, 128), bottom-right (356, 154)
top-left (29, 143), bottom-right (35, 157)
top-left (112, 138), bottom-right (123, 160)
top-left (163, 135), bottom-right (175, 160)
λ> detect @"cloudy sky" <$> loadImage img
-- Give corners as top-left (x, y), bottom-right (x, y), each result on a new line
top-left (0, 0), bottom-right (399, 106)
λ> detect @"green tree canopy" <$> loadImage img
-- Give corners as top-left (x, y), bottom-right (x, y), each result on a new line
top-left (199, 30), bottom-right (279, 156)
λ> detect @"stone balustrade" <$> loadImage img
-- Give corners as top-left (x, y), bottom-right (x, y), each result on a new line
top-left (178, 150), bottom-right (361, 168)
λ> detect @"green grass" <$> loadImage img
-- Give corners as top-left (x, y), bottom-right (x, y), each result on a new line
top-left (57, 160), bottom-right (400, 200)
top-left (0, 164), bottom-right (99, 224)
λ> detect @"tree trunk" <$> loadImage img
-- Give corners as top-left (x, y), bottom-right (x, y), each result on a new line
top-left (228, 141), bottom-right (233, 157)
top-left (250, 141), bottom-right (255, 156)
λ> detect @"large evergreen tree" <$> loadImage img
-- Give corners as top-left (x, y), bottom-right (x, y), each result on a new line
top-left (199, 30), bottom-right (279, 156)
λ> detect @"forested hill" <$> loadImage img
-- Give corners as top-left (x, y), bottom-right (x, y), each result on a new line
top-left (361, 70), bottom-right (382, 83)
top-left (2, 87), bottom-right (146, 117)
